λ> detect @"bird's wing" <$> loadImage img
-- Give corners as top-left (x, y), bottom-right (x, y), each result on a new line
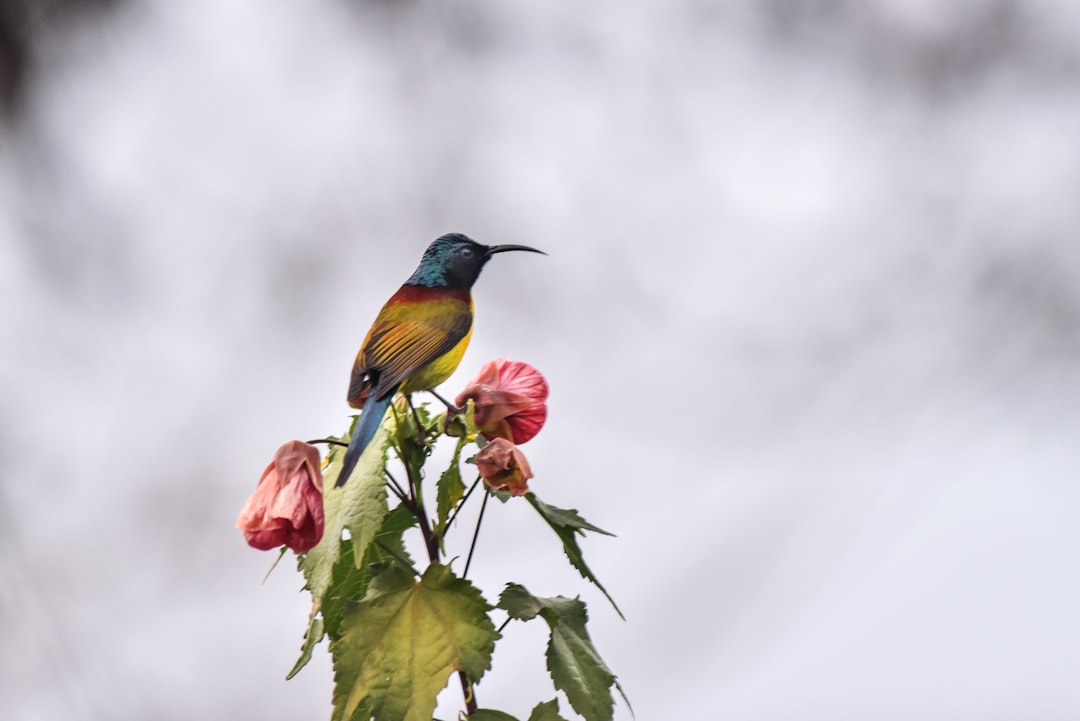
top-left (349, 302), bottom-right (472, 404)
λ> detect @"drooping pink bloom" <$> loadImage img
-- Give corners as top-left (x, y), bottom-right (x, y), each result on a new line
top-left (475, 438), bottom-right (533, 496)
top-left (237, 441), bottom-right (325, 552)
top-left (455, 358), bottom-right (549, 444)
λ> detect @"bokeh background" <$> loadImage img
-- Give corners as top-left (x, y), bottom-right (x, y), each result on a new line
top-left (3, 1), bottom-right (1080, 719)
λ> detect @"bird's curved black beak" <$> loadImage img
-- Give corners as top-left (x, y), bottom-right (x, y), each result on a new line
top-left (484, 244), bottom-right (547, 257)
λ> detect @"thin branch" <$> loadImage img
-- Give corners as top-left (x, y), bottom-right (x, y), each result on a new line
top-left (384, 470), bottom-right (410, 506)
top-left (462, 489), bottom-right (490, 580)
top-left (428, 389), bottom-right (456, 410)
top-left (440, 476), bottom-right (481, 538)
top-left (496, 616), bottom-right (513, 635)
top-left (458, 672), bottom-right (477, 716)
top-left (402, 393), bottom-right (478, 714)
top-left (405, 393), bottom-right (427, 440)
top-left (396, 413), bottom-right (440, 566)
top-left (385, 479), bottom-right (409, 506)
top-left (306, 438), bottom-right (349, 447)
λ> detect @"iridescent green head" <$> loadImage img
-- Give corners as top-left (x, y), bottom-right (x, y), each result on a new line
top-left (406, 232), bottom-right (545, 289)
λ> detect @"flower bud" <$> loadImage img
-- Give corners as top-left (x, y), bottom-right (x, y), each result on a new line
top-left (455, 358), bottom-right (548, 444)
top-left (237, 440), bottom-right (325, 552)
top-left (475, 438), bottom-right (533, 496)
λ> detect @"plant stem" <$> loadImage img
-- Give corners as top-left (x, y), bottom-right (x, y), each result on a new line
top-left (402, 393), bottom-right (479, 715)
top-left (385, 480), bottom-right (408, 505)
top-left (428, 389), bottom-right (457, 410)
top-left (440, 476), bottom-right (481, 538)
top-left (384, 470), bottom-right (411, 506)
top-left (402, 456), bottom-right (439, 562)
top-left (405, 393), bottom-right (427, 437)
top-left (458, 672), bottom-right (476, 716)
top-left (462, 489), bottom-right (490, 580)
top-left (305, 438), bottom-right (349, 447)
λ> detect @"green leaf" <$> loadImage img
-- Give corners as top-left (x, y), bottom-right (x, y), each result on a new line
top-left (390, 401), bottom-right (437, 471)
top-left (289, 421), bottom-right (393, 677)
top-left (364, 503), bottom-right (419, 574)
top-left (434, 434), bottom-right (468, 536)
top-left (527, 699), bottom-right (569, 721)
top-left (286, 608), bottom-right (324, 680)
top-left (331, 563), bottom-right (499, 721)
top-left (327, 504), bottom-right (418, 629)
top-left (468, 711), bottom-right (520, 721)
top-left (466, 700), bottom-right (569, 721)
top-left (291, 503), bottom-right (420, 678)
top-left (290, 534), bottom-right (366, 677)
top-left (301, 421), bottom-right (393, 602)
top-left (498, 583), bottom-right (547, 620)
top-left (497, 585), bottom-right (623, 721)
top-left (525, 495), bottom-right (614, 537)
top-left (524, 493), bottom-right (623, 619)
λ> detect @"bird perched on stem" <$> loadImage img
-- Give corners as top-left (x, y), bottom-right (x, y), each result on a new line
top-left (336, 233), bottom-right (545, 488)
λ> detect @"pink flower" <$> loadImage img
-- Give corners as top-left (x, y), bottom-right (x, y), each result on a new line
top-left (475, 438), bottom-right (533, 496)
top-left (237, 441), bottom-right (325, 552)
top-left (455, 359), bottom-right (549, 444)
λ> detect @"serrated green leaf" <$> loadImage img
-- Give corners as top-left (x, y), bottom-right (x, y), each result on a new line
top-left (390, 401), bottom-right (437, 471)
top-left (434, 434), bottom-right (467, 536)
top-left (331, 563), bottom-right (499, 721)
top-left (290, 500), bottom-right (421, 679)
top-left (546, 608), bottom-right (614, 721)
top-left (366, 503), bottom-right (419, 570)
top-left (320, 540), bottom-right (369, 639)
top-left (290, 421), bottom-right (393, 678)
top-left (497, 585), bottom-right (622, 721)
top-left (286, 608), bottom-right (324, 680)
top-left (300, 421), bottom-right (393, 602)
top-left (322, 505), bottom-right (421, 659)
top-left (498, 583), bottom-right (546, 621)
top-left (468, 710), bottom-right (520, 721)
top-left (526, 495), bottom-right (614, 537)
top-left (527, 699), bottom-right (569, 721)
top-left (524, 493), bottom-right (623, 619)
top-left (291, 533), bottom-right (367, 677)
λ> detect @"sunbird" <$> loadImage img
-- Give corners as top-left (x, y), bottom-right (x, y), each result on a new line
top-left (336, 233), bottom-right (545, 487)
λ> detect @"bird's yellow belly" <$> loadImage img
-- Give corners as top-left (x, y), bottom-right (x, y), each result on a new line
top-left (400, 325), bottom-right (474, 394)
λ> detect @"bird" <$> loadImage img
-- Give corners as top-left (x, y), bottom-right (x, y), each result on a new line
top-left (335, 232), bottom-right (545, 488)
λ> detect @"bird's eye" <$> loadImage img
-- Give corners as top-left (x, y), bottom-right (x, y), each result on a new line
top-left (459, 247), bottom-right (474, 258)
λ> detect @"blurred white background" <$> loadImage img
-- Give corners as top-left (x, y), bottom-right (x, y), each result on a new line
top-left (3, 1), bottom-right (1080, 719)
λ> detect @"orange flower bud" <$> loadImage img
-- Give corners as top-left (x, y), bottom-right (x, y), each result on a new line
top-left (237, 441), bottom-right (325, 552)
top-left (455, 358), bottom-right (548, 444)
top-left (475, 438), bottom-right (533, 496)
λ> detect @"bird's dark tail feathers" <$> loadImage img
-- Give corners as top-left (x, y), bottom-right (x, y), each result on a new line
top-left (335, 391), bottom-right (395, 488)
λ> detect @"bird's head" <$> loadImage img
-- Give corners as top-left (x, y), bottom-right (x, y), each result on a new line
top-left (407, 232), bottom-right (545, 289)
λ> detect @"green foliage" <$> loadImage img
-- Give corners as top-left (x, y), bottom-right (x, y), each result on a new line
top-left (301, 423), bottom-right (393, 601)
top-left (287, 608), bottom-right (323, 680)
top-left (268, 392), bottom-right (625, 721)
top-left (434, 432), bottom-right (468, 537)
top-left (468, 699), bottom-right (568, 721)
top-left (498, 585), bottom-right (625, 721)
top-left (435, 402), bottom-right (479, 539)
top-left (389, 401), bottom-right (437, 472)
top-left (527, 699), bottom-right (570, 721)
top-left (331, 563), bottom-right (498, 721)
top-left (290, 503), bottom-right (418, 679)
top-left (289, 422), bottom-right (393, 678)
top-left (468, 711), bottom-right (521, 721)
top-left (524, 494), bottom-right (624, 620)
